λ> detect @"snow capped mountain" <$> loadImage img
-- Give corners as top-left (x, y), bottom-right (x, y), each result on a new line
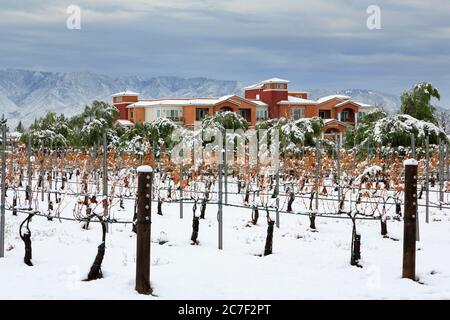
top-left (0, 69), bottom-right (243, 127)
top-left (0, 69), bottom-right (417, 128)
top-left (306, 88), bottom-right (401, 114)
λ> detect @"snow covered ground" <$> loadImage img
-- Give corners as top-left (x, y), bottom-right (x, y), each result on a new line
top-left (0, 182), bottom-right (449, 300)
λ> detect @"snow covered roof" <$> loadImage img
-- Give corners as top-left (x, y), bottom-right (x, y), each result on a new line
top-left (115, 119), bottom-right (135, 127)
top-left (111, 90), bottom-right (139, 97)
top-left (7, 131), bottom-right (22, 139)
top-left (260, 77), bottom-right (290, 84)
top-left (278, 96), bottom-right (317, 105)
top-left (323, 119), bottom-right (348, 126)
top-left (334, 100), bottom-right (374, 108)
top-left (356, 102), bottom-right (373, 108)
top-left (251, 100), bottom-right (268, 106)
top-left (243, 83), bottom-right (263, 90)
top-left (244, 77), bottom-right (290, 90)
top-left (316, 95), bottom-right (351, 104)
top-left (126, 95), bottom-right (243, 108)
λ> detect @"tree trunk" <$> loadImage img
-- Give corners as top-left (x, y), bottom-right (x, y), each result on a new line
top-left (244, 187), bottom-right (249, 204)
top-left (200, 198), bottom-right (207, 219)
top-left (350, 227), bottom-right (361, 266)
top-left (190, 202), bottom-right (199, 244)
top-left (157, 198), bottom-right (163, 216)
top-left (86, 243), bottom-right (105, 280)
top-left (19, 214), bottom-right (33, 266)
top-left (380, 219), bottom-right (388, 236)
top-left (264, 216), bottom-right (275, 256)
top-left (23, 233), bottom-right (33, 266)
top-left (13, 196), bottom-right (17, 216)
top-left (86, 220), bottom-right (106, 281)
top-left (287, 192), bottom-right (295, 213)
top-left (252, 206), bottom-right (259, 225)
top-left (309, 214), bottom-right (316, 230)
top-left (132, 198), bottom-right (137, 233)
top-left (396, 202), bottom-right (402, 217)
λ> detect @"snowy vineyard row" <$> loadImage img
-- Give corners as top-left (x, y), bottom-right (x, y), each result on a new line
top-left (0, 142), bottom-right (449, 294)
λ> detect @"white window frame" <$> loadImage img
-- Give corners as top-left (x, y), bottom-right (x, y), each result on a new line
top-left (292, 108), bottom-right (305, 120)
top-left (341, 111), bottom-right (349, 122)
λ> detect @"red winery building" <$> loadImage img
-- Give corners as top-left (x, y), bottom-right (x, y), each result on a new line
top-left (113, 78), bottom-right (375, 140)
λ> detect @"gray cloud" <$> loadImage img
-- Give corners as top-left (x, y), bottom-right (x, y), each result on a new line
top-left (0, 0), bottom-right (449, 106)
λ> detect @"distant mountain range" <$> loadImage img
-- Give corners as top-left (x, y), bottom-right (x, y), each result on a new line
top-left (306, 88), bottom-right (401, 113)
top-left (0, 68), bottom-right (440, 128)
top-left (0, 69), bottom-right (244, 127)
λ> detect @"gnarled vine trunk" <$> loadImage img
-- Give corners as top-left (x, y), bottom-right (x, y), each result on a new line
top-left (86, 218), bottom-right (107, 281)
top-left (264, 210), bottom-right (274, 256)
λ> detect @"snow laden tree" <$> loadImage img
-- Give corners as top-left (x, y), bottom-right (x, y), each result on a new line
top-left (15, 120), bottom-right (25, 133)
top-left (117, 118), bottom-right (179, 157)
top-left (400, 82), bottom-right (440, 124)
top-left (345, 111), bottom-right (447, 148)
top-left (435, 109), bottom-right (450, 134)
top-left (200, 111), bottom-right (249, 162)
top-left (256, 117), bottom-right (324, 156)
top-left (21, 112), bottom-right (71, 148)
top-left (373, 114), bottom-right (447, 147)
top-left (69, 101), bottom-right (119, 149)
top-left (201, 111), bottom-right (249, 131)
top-left (151, 117), bottom-right (180, 152)
top-left (343, 109), bottom-right (387, 149)
top-left (117, 122), bottom-right (153, 155)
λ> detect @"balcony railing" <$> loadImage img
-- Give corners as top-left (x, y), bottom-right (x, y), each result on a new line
top-left (166, 116), bottom-right (184, 122)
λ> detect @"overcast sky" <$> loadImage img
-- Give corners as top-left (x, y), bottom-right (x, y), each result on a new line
top-left (1, 0), bottom-right (450, 105)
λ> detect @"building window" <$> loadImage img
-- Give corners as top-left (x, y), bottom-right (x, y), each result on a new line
top-left (196, 108), bottom-right (209, 121)
top-left (275, 83), bottom-right (285, 89)
top-left (166, 110), bottom-right (179, 119)
top-left (116, 96), bottom-right (123, 103)
top-left (237, 109), bottom-right (251, 121)
top-left (319, 111), bottom-right (326, 119)
top-left (358, 112), bottom-right (366, 120)
top-left (130, 111), bottom-right (134, 119)
top-left (157, 110), bottom-right (161, 117)
top-left (341, 111), bottom-right (349, 122)
top-left (292, 108), bottom-right (305, 120)
top-left (257, 110), bottom-right (267, 121)
top-left (256, 94), bottom-right (260, 100)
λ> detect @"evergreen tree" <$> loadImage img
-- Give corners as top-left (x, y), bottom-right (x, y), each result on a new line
top-left (400, 82), bottom-right (440, 124)
top-left (344, 109), bottom-right (387, 148)
top-left (15, 120), bottom-right (25, 133)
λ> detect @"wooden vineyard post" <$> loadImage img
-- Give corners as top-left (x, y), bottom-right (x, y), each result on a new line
top-left (336, 134), bottom-right (341, 202)
top-left (40, 140), bottom-right (44, 202)
top-left (439, 141), bottom-right (445, 208)
top-left (310, 139), bottom-right (320, 230)
top-left (103, 131), bottom-right (108, 197)
top-left (315, 139), bottom-right (320, 212)
top-left (275, 169), bottom-right (280, 228)
top-left (425, 136), bottom-right (430, 223)
top-left (403, 159), bottom-right (418, 280)
top-left (411, 134), bottom-right (419, 241)
top-left (102, 132), bottom-right (109, 233)
top-left (179, 165), bottom-right (183, 219)
top-left (224, 130), bottom-right (228, 206)
top-left (445, 143), bottom-right (450, 181)
top-left (0, 120), bottom-right (6, 258)
top-left (218, 161), bottom-right (223, 250)
top-left (135, 165), bottom-right (153, 295)
top-left (27, 134), bottom-right (33, 210)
